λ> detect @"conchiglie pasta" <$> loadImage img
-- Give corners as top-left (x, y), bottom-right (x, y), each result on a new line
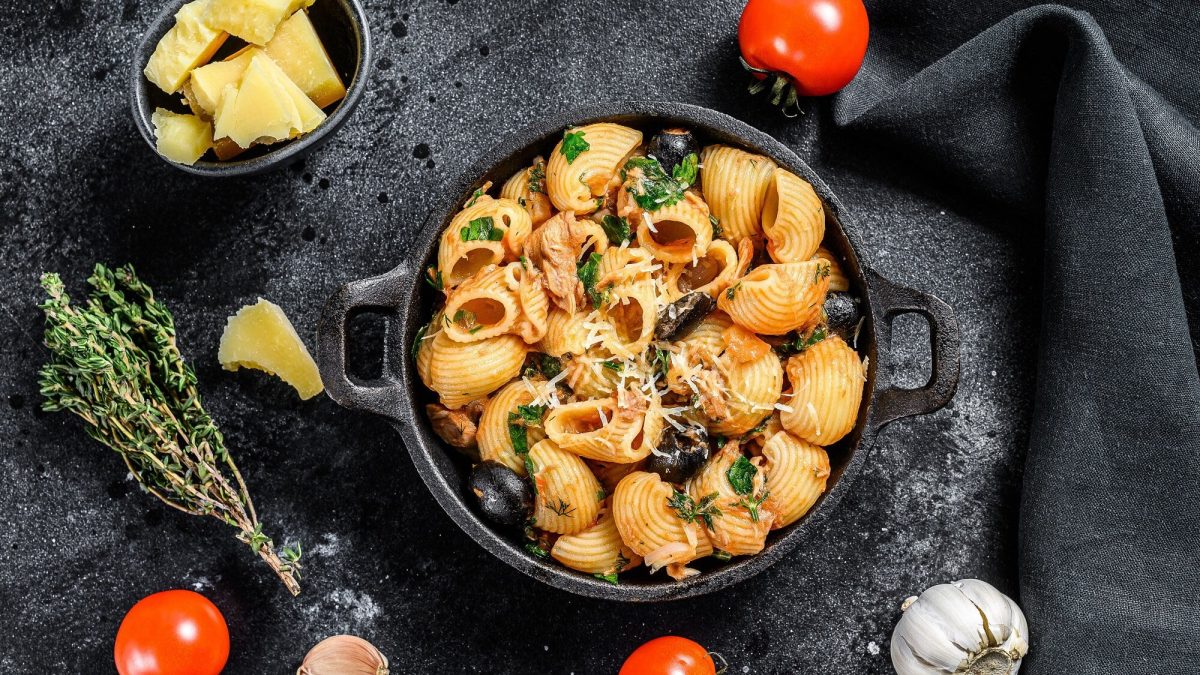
top-left (699, 145), bottom-right (776, 244)
top-left (477, 380), bottom-right (546, 475)
top-left (528, 439), bottom-right (602, 535)
top-left (438, 197), bottom-right (533, 286)
top-left (815, 247), bottom-right (850, 292)
top-left (635, 192), bottom-right (713, 264)
top-left (441, 264), bottom-right (522, 342)
top-left (665, 239), bottom-right (740, 300)
top-left (763, 168), bottom-right (824, 263)
top-left (419, 330), bottom-right (526, 408)
top-left (600, 279), bottom-right (657, 359)
top-left (500, 156), bottom-right (553, 225)
top-left (708, 349), bottom-right (783, 436)
top-left (761, 431), bottom-right (830, 528)
top-left (551, 507), bottom-right (641, 575)
top-left (543, 391), bottom-right (662, 463)
top-left (563, 351), bottom-right (620, 399)
top-left (686, 444), bottom-right (773, 556)
top-left (718, 260), bottom-right (831, 335)
top-left (612, 471), bottom-right (713, 576)
top-left (547, 123), bottom-right (642, 215)
top-left (540, 308), bottom-right (592, 357)
top-left (506, 262), bottom-right (550, 344)
top-left (781, 335), bottom-right (865, 445)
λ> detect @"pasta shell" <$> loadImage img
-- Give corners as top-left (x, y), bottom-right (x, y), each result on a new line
top-left (421, 330), bottom-right (526, 409)
top-left (718, 260), bottom-right (831, 335)
top-left (551, 506), bottom-right (641, 575)
top-left (815, 247), bottom-right (850, 292)
top-left (441, 264), bottom-right (522, 343)
top-left (664, 239), bottom-right (741, 300)
top-left (438, 196), bottom-right (533, 287)
top-left (780, 334), bottom-right (865, 445)
top-left (477, 380), bottom-right (547, 475)
top-left (547, 123), bottom-right (643, 215)
top-left (708, 349), bottom-right (784, 436)
top-left (761, 430), bottom-right (830, 528)
top-left (635, 192), bottom-right (713, 264)
top-left (543, 391), bottom-right (662, 463)
top-left (763, 168), bottom-right (824, 263)
top-left (528, 439), bottom-right (602, 535)
top-left (699, 145), bottom-right (776, 244)
top-left (500, 156), bottom-right (553, 226)
top-left (612, 471), bottom-right (713, 569)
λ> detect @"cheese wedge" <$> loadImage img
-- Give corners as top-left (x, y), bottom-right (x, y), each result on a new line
top-left (151, 108), bottom-right (213, 165)
top-left (218, 298), bottom-right (324, 400)
top-left (213, 54), bottom-right (300, 148)
top-left (265, 10), bottom-right (346, 108)
top-left (206, 0), bottom-right (314, 45)
top-left (144, 0), bottom-right (229, 93)
top-left (187, 48), bottom-right (257, 116)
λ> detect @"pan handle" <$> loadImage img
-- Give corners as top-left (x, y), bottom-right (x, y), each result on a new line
top-left (865, 269), bottom-right (961, 433)
top-left (316, 263), bottom-right (411, 423)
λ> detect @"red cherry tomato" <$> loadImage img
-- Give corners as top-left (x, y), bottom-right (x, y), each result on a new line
top-left (738, 0), bottom-right (870, 96)
top-left (620, 636), bottom-right (717, 675)
top-left (114, 590), bottom-right (230, 675)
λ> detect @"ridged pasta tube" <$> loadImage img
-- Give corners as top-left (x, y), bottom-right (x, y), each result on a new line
top-left (763, 168), bottom-right (824, 263)
top-left (699, 145), bottom-right (776, 244)
top-left (477, 380), bottom-right (547, 475)
top-left (547, 123), bottom-right (643, 215)
top-left (780, 334), bottom-right (865, 445)
top-left (760, 431), bottom-right (830, 528)
top-left (528, 439), bottom-right (602, 535)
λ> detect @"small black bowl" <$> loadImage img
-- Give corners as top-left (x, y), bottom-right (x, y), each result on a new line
top-left (130, 0), bottom-right (371, 177)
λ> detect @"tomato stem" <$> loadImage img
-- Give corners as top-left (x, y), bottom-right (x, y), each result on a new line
top-left (738, 57), bottom-right (803, 118)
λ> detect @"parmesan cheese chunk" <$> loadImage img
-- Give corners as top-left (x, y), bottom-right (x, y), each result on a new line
top-left (218, 298), bottom-right (324, 400)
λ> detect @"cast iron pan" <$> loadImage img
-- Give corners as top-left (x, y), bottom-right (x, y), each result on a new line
top-left (316, 102), bottom-right (961, 602)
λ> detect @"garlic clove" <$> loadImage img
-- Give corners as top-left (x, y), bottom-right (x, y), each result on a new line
top-left (298, 635), bottom-right (389, 675)
top-left (891, 579), bottom-right (1029, 675)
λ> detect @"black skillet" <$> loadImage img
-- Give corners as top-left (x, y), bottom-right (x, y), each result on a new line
top-left (316, 102), bottom-right (961, 602)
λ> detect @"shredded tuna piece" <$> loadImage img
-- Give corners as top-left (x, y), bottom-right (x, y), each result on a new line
top-left (525, 212), bottom-right (587, 313)
top-left (425, 402), bottom-right (480, 448)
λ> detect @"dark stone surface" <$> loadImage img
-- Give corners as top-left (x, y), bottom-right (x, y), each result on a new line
top-left (0, 0), bottom-right (1189, 672)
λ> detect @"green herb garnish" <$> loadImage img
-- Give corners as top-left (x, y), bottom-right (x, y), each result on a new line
top-left (561, 131), bottom-right (590, 163)
top-left (596, 488), bottom-right (607, 502)
top-left (594, 571), bottom-right (619, 584)
top-left (38, 264), bottom-right (302, 595)
top-left (548, 498), bottom-right (576, 517)
top-left (466, 187), bottom-right (485, 207)
top-left (528, 161), bottom-right (546, 194)
top-left (424, 266), bottom-right (443, 291)
top-left (712, 549), bottom-right (733, 561)
top-left (667, 490), bottom-right (722, 530)
top-left (601, 360), bottom-right (623, 373)
top-left (460, 215), bottom-right (505, 242)
top-left (622, 156), bottom-right (685, 211)
top-left (671, 152), bottom-right (699, 186)
top-left (740, 417), bottom-right (771, 440)
top-left (577, 252), bottom-right (609, 309)
top-left (507, 412), bottom-right (530, 455)
top-left (525, 543), bottom-right (550, 558)
top-left (740, 491), bottom-right (770, 523)
top-left (539, 354), bottom-right (563, 378)
top-left (725, 282), bottom-right (742, 300)
top-left (709, 214), bottom-right (723, 239)
top-left (600, 214), bottom-right (631, 245)
top-left (785, 326), bottom-right (828, 354)
top-left (653, 348), bottom-right (671, 381)
top-left (726, 456), bottom-right (758, 495)
top-left (412, 322), bottom-right (430, 358)
top-left (516, 403), bottom-right (548, 425)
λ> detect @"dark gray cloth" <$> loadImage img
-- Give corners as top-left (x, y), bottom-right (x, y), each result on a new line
top-left (834, 4), bottom-right (1200, 672)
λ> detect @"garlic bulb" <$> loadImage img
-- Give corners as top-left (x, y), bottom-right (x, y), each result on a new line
top-left (298, 635), bottom-right (389, 675)
top-left (891, 579), bottom-right (1029, 675)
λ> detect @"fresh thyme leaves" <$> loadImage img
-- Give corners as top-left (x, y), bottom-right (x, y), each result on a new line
top-left (667, 490), bottom-right (722, 529)
top-left (525, 542), bottom-right (550, 558)
top-left (460, 216), bottom-right (504, 242)
top-left (466, 187), bottom-right (485, 207)
top-left (712, 549), bottom-right (733, 561)
top-left (548, 498), bottom-right (576, 517)
top-left (600, 214), bottom-right (631, 245)
top-left (726, 456), bottom-right (757, 495)
top-left (622, 156), bottom-right (685, 211)
top-left (740, 491), bottom-right (770, 523)
top-left (412, 322), bottom-right (430, 358)
top-left (672, 152), bottom-right (699, 186)
top-left (38, 264), bottom-right (302, 595)
top-left (710, 214), bottom-right (723, 239)
top-left (424, 266), bottom-right (443, 290)
top-left (725, 282), bottom-right (742, 300)
top-left (528, 161), bottom-right (546, 193)
top-left (577, 252), bottom-right (609, 309)
top-left (561, 130), bottom-right (590, 163)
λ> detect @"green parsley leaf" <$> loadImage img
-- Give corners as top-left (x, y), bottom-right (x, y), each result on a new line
top-left (528, 161), bottom-right (546, 194)
top-left (726, 456), bottom-right (758, 495)
top-left (600, 214), bottom-right (631, 245)
top-left (725, 282), bottom-right (742, 300)
top-left (667, 490), bottom-right (722, 530)
top-left (561, 131), bottom-right (590, 163)
top-left (740, 491), bottom-right (770, 523)
top-left (507, 412), bottom-right (529, 455)
top-left (595, 196), bottom-right (606, 210)
top-left (672, 152), bottom-right (699, 186)
top-left (740, 417), bottom-right (771, 440)
top-left (653, 348), bottom-right (671, 381)
top-left (540, 354), bottom-right (563, 378)
top-left (785, 326), bottom-right (828, 354)
top-left (466, 187), bottom-right (485, 207)
top-left (516, 403), bottom-right (547, 425)
top-left (411, 322), bottom-right (429, 359)
top-left (594, 571), bottom-right (619, 585)
top-left (460, 216), bottom-right (505, 242)
top-left (622, 156), bottom-right (685, 211)
top-left (709, 214), bottom-right (723, 239)
top-left (577, 252), bottom-right (609, 309)
top-left (712, 549), bottom-right (733, 561)
top-left (596, 488), bottom-right (607, 502)
top-left (601, 360), bottom-right (623, 373)
top-left (525, 543), bottom-right (550, 559)
top-left (424, 266), bottom-right (443, 290)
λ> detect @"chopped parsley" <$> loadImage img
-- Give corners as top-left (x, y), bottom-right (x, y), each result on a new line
top-left (740, 417), bottom-right (771, 440)
top-left (539, 354), bottom-right (563, 378)
top-left (709, 214), bottom-right (723, 239)
top-left (594, 552), bottom-right (629, 584)
top-left (577, 252), bottom-right (609, 309)
top-left (460, 215), bottom-right (504, 242)
top-left (548, 498), bottom-right (576, 517)
top-left (725, 282), bottom-right (742, 300)
top-left (411, 322), bottom-right (429, 358)
top-left (525, 542), bottom-right (550, 559)
top-left (653, 348), bottom-right (671, 380)
top-left (594, 571), bottom-right (619, 585)
top-left (561, 131), bottom-right (590, 163)
top-left (465, 187), bottom-right (485, 207)
top-left (528, 161), bottom-right (546, 193)
top-left (712, 549), bottom-right (733, 561)
top-left (601, 359), bottom-right (623, 373)
top-left (515, 403), bottom-right (547, 425)
top-left (595, 196), bottom-right (606, 210)
top-left (452, 309), bottom-right (479, 332)
top-left (671, 152), bottom-right (699, 186)
top-left (784, 326), bottom-right (828, 354)
top-left (596, 488), bottom-right (607, 502)
top-left (622, 156), bottom-right (685, 211)
top-left (600, 214), bottom-right (631, 245)
top-left (740, 491), bottom-right (770, 523)
top-left (667, 490), bottom-right (722, 530)
top-left (726, 456), bottom-right (757, 495)
top-left (424, 266), bottom-right (443, 290)
top-left (523, 353), bottom-right (563, 379)
top-left (507, 412), bottom-right (530, 455)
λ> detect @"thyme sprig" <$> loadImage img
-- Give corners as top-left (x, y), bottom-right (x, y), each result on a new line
top-left (37, 264), bottom-right (302, 595)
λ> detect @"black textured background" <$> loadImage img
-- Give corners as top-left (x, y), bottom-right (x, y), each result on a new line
top-left (4, 0), bottom-right (1190, 672)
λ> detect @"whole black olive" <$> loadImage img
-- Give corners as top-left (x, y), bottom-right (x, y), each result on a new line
top-left (646, 128), bottom-right (701, 178)
top-left (654, 292), bottom-right (717, 341)
top-left (469, 460), bottom-right (533, 528)
top-left (645, 426), bottom-right (713, 484)
top-left (824, 292), bottom-right (862, 334)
